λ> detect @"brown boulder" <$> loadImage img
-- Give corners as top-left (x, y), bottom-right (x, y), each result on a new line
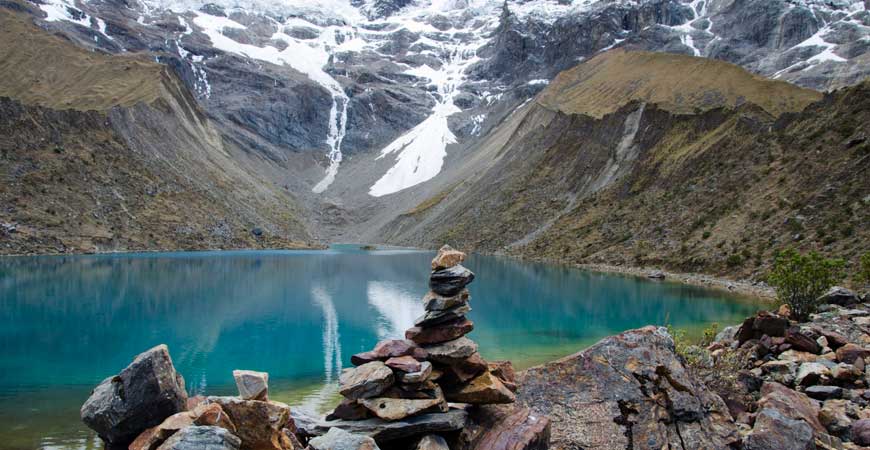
top-left (757, 382), bottom-right (825, 434)
top-left (406, 319), bottom-right (474, 345)
top-left (517, 326), bottom-right (738, 449)
top-left (207, 397), bottom-right (296, 450)
top-left (431, 245), bottom-right (466, 270)
top-left (444, 371), bottom-right (516, 404)
top-left (385, 356), bottom-right (423, 373)
top-left (835, 343), bottom-right (870, 364)
top-left (351, 340), bottom-right (428, 366)
top-left (785, 327), bottom-right (822, 354)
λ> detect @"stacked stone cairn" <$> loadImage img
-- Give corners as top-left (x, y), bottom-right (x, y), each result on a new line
top-left (328, 245), bottom-right (516, 424)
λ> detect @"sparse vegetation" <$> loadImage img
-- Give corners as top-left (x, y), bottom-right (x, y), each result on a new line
top-left (857, 252), bottom-right (870, 287)
top-left (768, 248), bottom-right (845, 321)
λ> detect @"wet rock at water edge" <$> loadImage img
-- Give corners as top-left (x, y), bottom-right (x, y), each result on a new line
top-left (351, 340), bottom-right (428, 366)
top-left (743, 408), bottom-right (814, 450)
top-left (233, 370), bottom-right (269, 401)
top-left (422, 289), bottom-right (469, 312)
top-left (339, 361), bottom-right (395, 400)
top-left (423, 337), bottom-right (478, 365)
top-left (80, 344), bottom-right (188, 448)
top-left (431, 245), bottom-right (466, 271)
top-left (406, 318), bottom-right (474, 345)
top-left (429, 265), bottom-right (475, 297)
top-left (156, 426), bottom-right (241, 450)
top-left (309, 427), bottom-right (380, 450)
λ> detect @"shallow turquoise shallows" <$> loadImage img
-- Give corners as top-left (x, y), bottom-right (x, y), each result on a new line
top-left (0, 245), bottom-right (761, 449)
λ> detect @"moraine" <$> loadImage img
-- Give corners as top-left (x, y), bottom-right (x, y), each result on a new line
top-left (0, 245), bottom-right (761, 449)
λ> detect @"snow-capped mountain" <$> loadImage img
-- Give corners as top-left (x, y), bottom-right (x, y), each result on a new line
top-left (15, 0), bottom-right (870, 239)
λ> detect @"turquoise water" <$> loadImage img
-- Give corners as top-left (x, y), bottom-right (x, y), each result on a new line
top-left (0, 245), bottom-right (761, 449)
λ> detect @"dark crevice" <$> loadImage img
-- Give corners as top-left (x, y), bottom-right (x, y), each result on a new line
top-left (615, 399), bottom-right (638, 450)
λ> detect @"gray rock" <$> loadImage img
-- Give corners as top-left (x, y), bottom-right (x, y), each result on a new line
top-left (853, 418), bottom-right (870, 446)
top-left (795, 362), bottom-right (830, 386)
top-left (805, 385), bottom-right (843, 400)
top-left (339, 362), bottom-right (395, 401)
top-left (744, 408), bottom-right (814, 450)
top-left (360, 395), bottom-right (446, 421)
top-left (400, 361), bottom-right (433, 384)
top-left (429, 265), bottom-right (475, 297)
top-left (81, 344), bottom-right (187, 448)
top-left (422, 289), bottom-right (469, 312)
top-left (316, 410), bottom-right (468, 443)
top-left (423, 337), bottom-right (478, 364)
top-left (232, 370), bottom-right (268, 401)
top-left (156, 426), bottom-right (241, 450)
top-left (414, 303), bottom-right (472, 328)
top-left (309, 427), bottom-right (380, 450)
top-left (818, 286), bottom-right (861, 306)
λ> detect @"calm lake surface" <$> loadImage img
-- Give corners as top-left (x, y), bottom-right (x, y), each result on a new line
top-left (0, 245), bottom-right (761, 449)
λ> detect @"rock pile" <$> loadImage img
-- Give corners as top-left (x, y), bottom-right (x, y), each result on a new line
top-left (80, 345), bottom-right (302, 450)
top-left (325, 245), bottom-right (517, 438)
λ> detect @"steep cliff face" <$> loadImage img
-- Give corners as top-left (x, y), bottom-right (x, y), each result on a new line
top-left (0, 9), bottom-right (314, 254)
top-left (381, 51), bottom-right (869, 279)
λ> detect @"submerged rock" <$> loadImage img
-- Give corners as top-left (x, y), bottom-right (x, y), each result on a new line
top-left (429, 265), bottom-right (475, 296)
top-left (81, 344), bottom-right (188, 448)
top-left (233, 370), bottom-right (269, 401)
top-left (309, 428), bottom-right (380, 450)
top-left (517, 326), bottom-right (738, 449)
top-left (156, 426), bottom-right (241, 450)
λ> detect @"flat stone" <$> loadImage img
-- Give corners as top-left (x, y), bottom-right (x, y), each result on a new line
top-left (309, 428), bottom-right (380, 450)
top-left (422, 289), bottom-right (469, 312)
top-left (314, 410), bottom-right (469, 443)
top-left (206, 397), bottom-right (295, 450)
top-left (444, 371), bottom-right (516, 404)
top-left (156, 426), bottom-right (241, 450)
top-left (406, 318), bottom-right (474, 345)
top-left (836, 343), bottom-right (870, 364)
top-left (818, 286), bottom-right (861, 306)
top-left (385, 356), bottom-right (422, 373)
top-left (383, 380), bottom-right (442, 400)
top-left (429, 265), bottom-right (475, 297)
top-left (777, 350), bottom-right (818, 363)
top-left (339, 362), bottom-right (395, 400)
top-left (423, 337), bottom-right (478, 364)
top-left (360, 395), bottom-right (446, 421)
top-left (743, 408), bottom-right (814, 450)
top-left (400, 361), bottom-right (433, 384)
top-left (431, 245), bottom-right (466, 270)
top-left (414, 304), bottom-right (472, 328)
top-left (233, 370), bottom-right (269, 401)
top-left (351, 340), bottom-right (428, 366)
top-left (81, 344), bottom-right (188, 448)
top-left (805, 385), bottom-right (844, 400)
top-left (416, 434), bottom-right (449, 450)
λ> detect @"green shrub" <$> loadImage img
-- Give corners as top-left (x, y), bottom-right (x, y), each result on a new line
top-left (726, 254), bottom-right (743, 267)
top-left (768, 248), bottom-right (845, 321)
top-left (702, 231), bottom-right (712, 240)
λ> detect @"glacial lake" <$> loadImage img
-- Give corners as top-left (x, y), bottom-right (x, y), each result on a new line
top-left (0, 245), bottom-right (762, 449)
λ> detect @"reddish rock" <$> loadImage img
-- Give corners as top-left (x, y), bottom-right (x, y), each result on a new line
top-left (811, 327), bottom-right (850, 349)
top-left (351, 340), bottom-right (428, 365)
top-left (757, 382), bottom-right (825, 434)
top-left (488, 361), bottom-right (518, 393)
top-left (445, 371), bottom-right (516, 404)
top-left (187, 395), bottom-right (207, 410)
top-left (207, 397), bottom-right (296, 450)
top-left (130, 403), bottom-right (237, 450)
top-left (440, 352), bottom-right (489, 384)
top-left (385, 355), bottom-right (423, 373)
top-left (836, 343), bottom-right (870, 364)
top-left (785, 327), bottom-right (822, 354)
top-left (472, 407), bottom-right (550, 450)
top-left (406, 319), bottom-right (474, 345)
top-left (339, 361), bottom-right (394, 401)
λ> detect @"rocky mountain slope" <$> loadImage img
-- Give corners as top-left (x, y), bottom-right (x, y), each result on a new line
top-left (1, 0), bottom-right (869, 259)
top-left (381, 49), bottom-right (869, 279)
top-left (0, 7), bottom-right (314, 254)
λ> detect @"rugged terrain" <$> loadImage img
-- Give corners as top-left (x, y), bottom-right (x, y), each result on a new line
top-left (383, 50), bottom-right (870, 280)
top-left (0, 8), bottom-right (314, 253)
top-left (1, 0), bottom-right (869, 266)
